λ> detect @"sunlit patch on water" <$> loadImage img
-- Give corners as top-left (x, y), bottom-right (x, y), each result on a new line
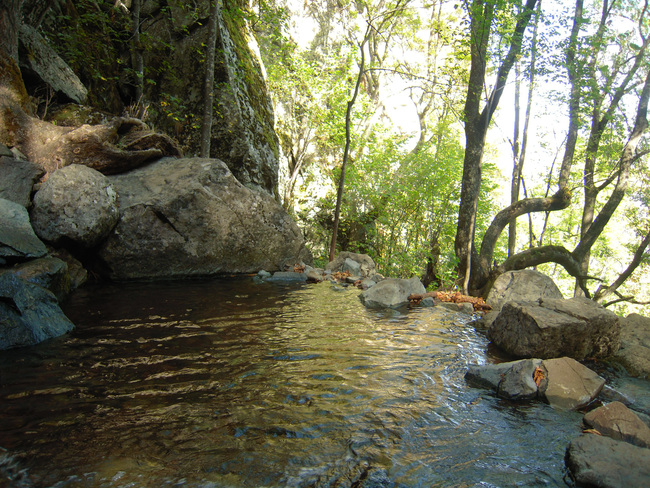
top-left (0, 278), bottom-right (643, 487)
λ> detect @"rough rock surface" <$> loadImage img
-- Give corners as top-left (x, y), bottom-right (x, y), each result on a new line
top-left (359, 277), bottom-right (425, 309)
top-left (0, 156), bottom-right (44, 208)
top-left (0, 273), bottom-right (74, 350)
top-left (30, 164), bottom-right (119, 247)
top-left (615, 313), bottom-right (650, 379)
top-left (583, 402), bottom-right (650, 448)
top-left (486, 269), bottom-right (563, 311)
top-left (565, 434), bottom-right (650, 488)
top-left (326, 252), bottom-right (376, 279)
top-left (99, 158), bottom-right (311, 280)
top-left (541, 357), bottom-right (605, 410)
top-left (0, 198), bottom-right (47, 262)
top-left (487, 297), bottom-right (620, 360)
top-left (9, 257), bottom-right (71, 302)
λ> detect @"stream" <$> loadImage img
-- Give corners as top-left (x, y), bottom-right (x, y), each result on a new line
top-left (1, 277), bottom-right (641, 487)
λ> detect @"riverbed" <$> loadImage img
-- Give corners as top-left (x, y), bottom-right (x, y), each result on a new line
top-left (1, 277), bottom-right (635, 487)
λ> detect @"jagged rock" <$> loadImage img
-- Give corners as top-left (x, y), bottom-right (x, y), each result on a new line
top-left (565, 434), bottom-right (650, 488)
top-left (49, 248), bottom-right (87, 291)
top-left (615, 313), bottom-right (650, 379)
top-left (326, 252), bottom-right (377, 279)
top-left (541, 357), bottom-right (604, 410)
top-left (98, 157), bottom-right (311, 280)
top-left (0, 156), bottom-right (44, 208)
top-left (486, 269), bottom-right (563, 311)
top-left (360, 277), bottom-right (425, 309)
top-left (583, 402), bottom-right (650, 448)
top-left (30, 165), bottom-right (119, 248)
top-left (465, 362), bottom-right (517, 391)
top-left (18, 23), bottom-right (88, 103)
top-left (0, 198), bottom-right (47, 262)
top-left (487, 297), bottom-right (620, 360)
top-left (0, 273), bottom-right (74, 350)
top-left (498, 358), bottom-right (543, 400)
top-left (9, 257), bottom-right (71, 302)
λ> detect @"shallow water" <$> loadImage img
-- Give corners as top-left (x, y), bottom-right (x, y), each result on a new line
top-left (1, 277), bottom-right (640, 487)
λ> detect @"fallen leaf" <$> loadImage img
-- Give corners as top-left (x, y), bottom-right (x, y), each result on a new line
top-left (533, 366), bottom-right (545, 387)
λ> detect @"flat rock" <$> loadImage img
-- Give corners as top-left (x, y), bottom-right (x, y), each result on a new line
top-left (565, 434), bottom-right (650, 488)
top-left (615, 313), bottom-right (650, 379)
top-left (267, 271), bottom-right (308, 283)
top-left (542, 357), bottom-right (605, 410)
top-left (487, 269), bottom-right (563, 311)
top-left (584, 401), bottom-right (650, 448)
top-left (0, 198), bottom-right (48, 261)
top-left (359, 277), bottom-right (425, 309)
top-left (487, 297), bottom-right (620, 360)
top-left (0, 156), bottom-right (44, 208)
top-left (0, 273), bottom-right (74, 350)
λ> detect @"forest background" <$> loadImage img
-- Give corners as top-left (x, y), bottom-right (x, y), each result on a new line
top-left (5, 0), bottom-right (650, 315)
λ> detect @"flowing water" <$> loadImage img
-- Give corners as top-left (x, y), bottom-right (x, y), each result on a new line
top-left (0, 277), bottom-right (644, 487)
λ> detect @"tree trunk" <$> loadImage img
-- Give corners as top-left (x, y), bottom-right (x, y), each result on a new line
top-left (455, 0), bottom-right (538, 293)
top-left (131, 0), bottom-right (143, 103)
top-left (200, 0), bottom-right (220, 158)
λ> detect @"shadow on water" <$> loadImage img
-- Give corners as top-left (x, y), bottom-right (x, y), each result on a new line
top-left (1, 277), bottom-right (635, 487)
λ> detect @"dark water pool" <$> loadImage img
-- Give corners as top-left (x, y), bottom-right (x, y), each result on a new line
top-left (1, 277), bottom-right (639, 487)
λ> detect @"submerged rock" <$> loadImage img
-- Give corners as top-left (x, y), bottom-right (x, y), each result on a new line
top-left (0, 273), bottom-right (74, 350)
top-left (99, 157), bottom-right (311, 280)
top-left (565, 434), bottom-right (650, 488)
top-left (487, 297), bottom-right (620, 360)
top-left (359, 277), bottom-right (425, 309)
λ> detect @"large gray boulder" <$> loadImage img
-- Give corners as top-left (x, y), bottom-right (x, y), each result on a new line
top-left (0, 156), bottom-right (44, 208)
top-left (565, 434), bottom-right (650, 488)
top-left (487, 269), bottom-right (563, 311)
top-left (30, 164), bottom-right (119, 248)
top-left (615, 313), bottom-right (650, 379)
top-left (98, 157), bottom-right (311, 280)
top-left (487, 297), bottom-right (620, 360)
top-left (0, 273), bottom-right (74, 350)
top-left (359, 277), bottom-right (425, 309)
top-left (326, 252), bottom-right (376, 279)
top-left (0, 198), bottom-right (48, 262)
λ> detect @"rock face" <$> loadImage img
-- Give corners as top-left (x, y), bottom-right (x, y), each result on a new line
top-left (486, 269), bottom-right (563, 311)
top-left (0, 198), bottom-right (48, 263)
top-left (584, 402), bottom-right (650, 448)
top-left (10, 257), bottom-right (71, 303)
top-left (0, 273), bottom-right (74, 350)
top-left (326, 252), bottom-right (377, 279)
top-left (487, 297), bottom-right (620, 360)
top-left (360, 277), bottom-right (425, 309)
top-left (565, 434), bottom-right (650, 488)
top-left (98, 157), bottom-right (311, 280)
top-left (140, 0), bottom-right (279, 195)
top-left (0, 156), bottom-right (44, 208)
top-left (615, 313), bottom-right (650, 379)
top-left (30, 165), bottom-right (119, 248)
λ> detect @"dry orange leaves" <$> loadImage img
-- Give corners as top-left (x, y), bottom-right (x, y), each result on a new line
top-left (533, 366), bottom-right (545, 387)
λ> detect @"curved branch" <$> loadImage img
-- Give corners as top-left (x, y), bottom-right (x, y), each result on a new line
top-left (474, 188), bottom-right (572, 287)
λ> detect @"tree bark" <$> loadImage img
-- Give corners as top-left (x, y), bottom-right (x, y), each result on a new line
top-left (455, 0), bottom-right (538, 293)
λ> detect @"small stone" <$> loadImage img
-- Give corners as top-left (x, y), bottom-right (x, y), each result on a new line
top-left (584, 402), bottom-right (650, 448)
